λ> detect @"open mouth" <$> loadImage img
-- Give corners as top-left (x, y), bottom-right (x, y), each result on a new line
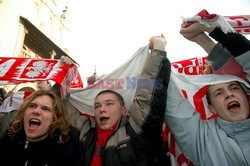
top-left (29, 118), bottom-right (41, 129)
top-left (100, 117), bottom-right (109, 122)
top-left (227, 101), bottom-right (240, 111)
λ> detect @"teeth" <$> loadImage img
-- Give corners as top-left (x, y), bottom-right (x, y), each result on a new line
top-left (228, 101), bottom-right (238, 107)
top-left (29, 119), bottom-right (41, 125)
top-left (228, 101), bottom-right (240, 110)
top-left (30, 119), bottom-right (40, 123)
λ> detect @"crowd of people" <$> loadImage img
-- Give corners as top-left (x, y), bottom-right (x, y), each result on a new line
top-left (0, 10), bottom-right (250, 166)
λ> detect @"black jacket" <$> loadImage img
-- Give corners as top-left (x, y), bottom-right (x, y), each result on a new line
top-left (209, 27), bottom-right (250, 57)
top-left (0, 126), bottom-right (79, 166)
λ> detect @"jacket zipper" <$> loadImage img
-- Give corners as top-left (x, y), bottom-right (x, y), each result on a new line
top-left (24, 140), bottom-right (29, 149)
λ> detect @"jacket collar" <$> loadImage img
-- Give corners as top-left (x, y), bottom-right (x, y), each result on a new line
top-left (216, 117), bottom-right (250, 138)
top-left (116, 115), bottom-right (128, 130)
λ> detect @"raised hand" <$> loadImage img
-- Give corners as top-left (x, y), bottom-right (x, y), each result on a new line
top-left (149, 34), bottom-right (166, 51)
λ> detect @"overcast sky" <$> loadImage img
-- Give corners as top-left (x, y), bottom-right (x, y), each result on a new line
top-left (65, 0), bottom-right (250, 83)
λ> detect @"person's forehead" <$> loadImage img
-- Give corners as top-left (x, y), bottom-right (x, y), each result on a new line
top-left (31, 95), bottom-right (53, 105)
top-left (209, 81), bottom-right (239, 90)
top-left (95, 93), bottom-right (119, 102)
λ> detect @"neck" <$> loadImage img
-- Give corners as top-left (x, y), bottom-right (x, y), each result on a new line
top-left (26, 133), bottom-right (49, 142)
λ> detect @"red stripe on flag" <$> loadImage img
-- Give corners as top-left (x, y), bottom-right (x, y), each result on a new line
top-left (24, 91), bottom-right (33, 99)
top-left (193, 86), bottom-right (208, 120)
top-left (177, 153), bottom-right (194, 166)
top-left (169, 133), bottom-right (176, 156)
top-left (181, 89), bottom-right (188, 99)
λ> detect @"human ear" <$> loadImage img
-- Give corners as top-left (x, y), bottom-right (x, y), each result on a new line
top-left (208, 105), bottom-right (217, 114)
top-left (121, 107), bottom-right (129, 117)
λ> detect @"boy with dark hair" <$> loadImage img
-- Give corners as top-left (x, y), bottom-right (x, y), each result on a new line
top-left (70, 35), bottom-right (171, 166)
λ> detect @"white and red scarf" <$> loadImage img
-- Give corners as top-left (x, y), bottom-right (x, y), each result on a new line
top-left (182, 9), bottom-right (250, 34)
top-left (0, 57), bottom-right (83, 112)
top-left (0, 57), bottom-right (82, 94)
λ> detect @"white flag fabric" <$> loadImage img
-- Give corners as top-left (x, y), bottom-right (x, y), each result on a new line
top-left (67, 46), bottom-right (149, 116)
top-left (0, 91), bottom-right (32, 113)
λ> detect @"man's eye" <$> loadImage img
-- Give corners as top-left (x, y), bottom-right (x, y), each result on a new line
top-left (28, 103), bottom-right (37, 108)
top-left (42, 106), bottom-right (51, 112)
top-left (232, 86), bottom-right (239, 90)
top-left (95, 105), bottom-right (100, 109)
top-left (215, 92), bottom-right (222, 97)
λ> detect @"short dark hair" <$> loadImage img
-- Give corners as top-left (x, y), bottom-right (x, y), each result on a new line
top-left (206, 85), bottom-right (212, 105)
top-left (95, 90), bottom-right (125, 106)
top-left (0, 88), bottom-right (6, 98)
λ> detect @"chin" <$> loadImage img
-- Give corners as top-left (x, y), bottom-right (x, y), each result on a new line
top-left (98, 125), bottom-right (107, 130)
top-left (100, 127), bottom-right (108, 130)
top-left (232, 116), bottom-right (247, 122)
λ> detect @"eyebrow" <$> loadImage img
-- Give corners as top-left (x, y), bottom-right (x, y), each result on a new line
top-left (94, 99), bottom-right (115, 105)
top-left (212, 82), bottom-right (240, 95)
top-left (30, 102), bottom-right (52, 110)
top-left (105, 99), bottom-right (115, 102)
top-left (212, 88), bottom-right (222, 95)
top-left (42, 105), bottom-right (53, 110)
top-left (228, 82), bottom-right (239, 87)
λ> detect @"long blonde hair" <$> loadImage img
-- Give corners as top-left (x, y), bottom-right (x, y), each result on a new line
top-left (8, 90), bottom-right (70, 143)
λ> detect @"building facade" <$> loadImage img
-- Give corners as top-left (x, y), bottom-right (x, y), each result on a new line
top-left (0, 0), bottom-right (72, 92)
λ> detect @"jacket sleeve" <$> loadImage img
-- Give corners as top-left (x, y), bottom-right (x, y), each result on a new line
top-left (208, 27), bottom-right (250, 83)
top-left (63, 98), bottom-right (94, 141)
top-left (208, 43), bottom-right (247, 81)
top-left (207, 43), bottom-right (231, 71)
top-left (209, 27), bottom-right (250, 57)
top-left (128, 49), bottom-right (170, 138)
top-left (235, 50), bottom-right (250, 82)
top-left (164, 77), bottom-right (207, 165)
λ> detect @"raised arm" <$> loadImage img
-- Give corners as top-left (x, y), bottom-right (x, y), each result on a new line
top-left (209, 27), bottom-right (250, 57)
top-left (179, 16), bottom-right (250, 57)
top-left (180, 21), bottom-right (247, 79)
top-left (128, 35), bottom-right (171, 139)
top-left (180, 22), bottom-right (216, 54)
top-left (208, 26), bottom-right (250, 81)
top-left (165, 75), bottom-right (204, 164)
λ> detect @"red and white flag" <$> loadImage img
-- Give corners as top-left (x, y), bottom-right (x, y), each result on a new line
top-left (0, 57), bottom-right (82, 98)
top-left (0, 57), bottom-right (83, 113)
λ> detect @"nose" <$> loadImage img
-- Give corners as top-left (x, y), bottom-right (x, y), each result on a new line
top-left (100, 105), bottom-right (106, 113)
top-left (225, 89), bottom-right (234, 99)
top-left (32, 106), bottom-right (41, 115)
